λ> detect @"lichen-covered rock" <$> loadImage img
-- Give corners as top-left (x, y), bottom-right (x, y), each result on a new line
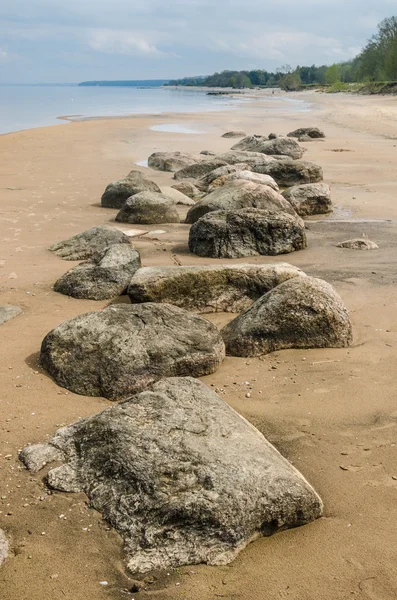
top-left (173, 160), bottom-right (228, 181)
top-left (212, 170), bottom-right (279, 192)
top-left (189, 208), bottom-right (307, 259)
top-left (101, 177), bottom-right (161, 209)
top-left (128, 263), bottom-right (305, 313)
top-left (40, 304), bottom-right (225, 400)
top-left (21, 377), bottom-right (323, 573)
top-left (232, 136), bottom-right (303, 159)
top-left (148, 151), bottom-right (200, 172)
top-left (221, 276), bottom-right (352, 357)
top-left (337, 239), bottom-right (379, 250)
top-left (185, 180), bottom-right (302, 225)
top-left (287, 127), bottom-right (325, 139)
top-left (171, 181), bottom-right (203, 199)
top-left (115, 192), bottom-right (180, 224)
top-left (49, 226), bottom-right (131, 261)
top-left (253, 159), bottom-right (323, 187)
top-left (0, 305), bottom-right (22, 326)
top-left (54, 244), bottom-right (141, 300)
top-left (0, 529), bottom-right (8, 568)
top-left (222, 130), bottom-right (247, 138)
top-left (215, 151), bottom-right (276, 169)
top-left (282, 183), bottom-right (332, 217)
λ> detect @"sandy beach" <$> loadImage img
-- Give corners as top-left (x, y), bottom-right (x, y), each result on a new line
top-left (1, 89), bottom-right (397, 600)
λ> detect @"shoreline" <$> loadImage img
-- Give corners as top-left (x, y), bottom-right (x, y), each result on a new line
top-left (1, 91), bottom-right (397, 600)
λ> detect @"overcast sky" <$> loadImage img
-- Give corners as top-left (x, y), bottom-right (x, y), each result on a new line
top-left (1, 0), bottom-right (397, 83)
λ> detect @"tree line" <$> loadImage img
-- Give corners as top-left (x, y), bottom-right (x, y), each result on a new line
top-left (166, 17), bottom-right (397, 90)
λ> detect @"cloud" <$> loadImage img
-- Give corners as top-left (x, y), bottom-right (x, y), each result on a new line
top-left (88, 29), bottom-right (165, 56)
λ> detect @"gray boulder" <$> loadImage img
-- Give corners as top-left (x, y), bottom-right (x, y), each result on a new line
top-left (211, 170), bottom-right (279, 192)
top-left (337, 239), bottom-right (379, 250)
top-left (189, 208), bottom-right (307, 259)
top-left (40, 304), bottom-right (225, 400)
top-left (185, 180), bottom-right (302, 225)
top-left (0, 305), bottom-right (22, 326)
top-left (232, 136), bottom-right (303, 160)
top-left (200, 150), bottom-right (216, 156)
top-left (54, 244), bottom-right (141, 300)
top-left (173, 159), bottom-right (228, 181)
top-left (0, 529), bottom-right (8, 568)
top-left (171, 181), bottom-right (203, 199)
top-left (195, 164), bottom-right (251, 193)
top-left (115, 192), bottom-right (180, 224)
top-left (282, 183), bottom-right (332, 217)
top-left (215, 151), bottom-right (276, 169)
top-left (161, 186), bottom-right (195, 206)
top-left (49, 226), bottom-right (131, 261)
top-left (287, 127), bottom-right (325, 139)
top-left (101, 177), bottom-right (161, 209)
top-left (229, 135), bottom-right (266, 151)
top-left (21, 377), bottom-right (323, 573)
top-left (128, 263), bottom-right (305, 313)
top-left (148, 151), bottom-right (200, 172)
top-left (253, 159), bottom-right (323, 187)
top-left (221, 130), bottom-right (247, 138)
top-left (221, 276), bottom-right (352, 357)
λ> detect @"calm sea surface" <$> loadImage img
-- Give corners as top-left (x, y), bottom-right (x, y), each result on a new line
top-left (0, 85), bottom-right (252, 135)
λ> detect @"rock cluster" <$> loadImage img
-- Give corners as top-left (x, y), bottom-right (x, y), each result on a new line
top-left (115, 191), bottom-right (180, 224)
top-left (101, 170), bottom-right (161, 209)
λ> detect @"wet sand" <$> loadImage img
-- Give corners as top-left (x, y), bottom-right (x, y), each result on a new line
top-left (1, 90), bottom-right (397, 600)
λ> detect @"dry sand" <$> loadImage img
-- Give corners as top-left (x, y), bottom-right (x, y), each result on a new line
top-left (1, 89), bottom-right (397, 600)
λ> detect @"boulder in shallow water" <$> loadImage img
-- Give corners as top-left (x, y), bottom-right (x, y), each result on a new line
top-left (127, 263), bottom-right (305, 313)
top-left (101, 177), bottom-right (161, 209)
top-left (221, 276), bottom-right (352, 357)
top-left (282, 183), bottom-right (332, 217)
top-left (40, 303), bottom-right (225, 400)
top-left (0, 305), bottom-right (22, 326)
top-left (173, 159), bottom-right (228, 181)
top-left (115, 191), bottom-right (180, 224)
top-left (287, 127), bottom-right (325, 139)
top-left (253, 159), bottom-right (323, 187)
top-left (148, 151), bottom-right (200, 172)
top-left (54, 244), bottom-right (141, 300)
top-left (337, 239), bottom-right (379, 250)
top-left (49, 226), bottom-right (131, 261)
top-left (0, 529), bottom-right (8, 568)
top-left (185, 180), bottom-right (302, 225)
top-left (21, 376), bottom-right (323, 573)
top-left (189, 208), bottom-right (307, 259)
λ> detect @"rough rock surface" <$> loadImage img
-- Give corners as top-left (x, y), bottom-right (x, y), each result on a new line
top-left (185, 180), bottom-right (302, 225)
top-left (189, 208), bottom-right (307, 259)
top-left (21, 377), bottom-right (323, 573)
top-left (115, 192), bottom-right (180, 224)
top-left (160, 186), bottom-right (195, 206)
top-left (128, 263), bottom-right (305, 313)
top-left (0, 305), bottom-right (22, 326)
top-left (101, 177), bottom-right (161, 209)
top-left (195, 164), bottom-right (251, 192)
top-left (0, 529), bottom-right (8, 568)
top-left (282, 183), bottom-right (332, 217)
top-left (200, 150), bottom-right (216, 156)
top-left (221, 276), bottom-right (352, 357)
top-left (148, 151), bottom-right (200, 172)
top-left (213, 170), bottom-right (279, 192)
top-left (232, 136), bottom-right (303, 159)
top-left (173, 160), bottom-right (228, 181)
top-left (19, 443), bottom-right (64, 474)
top-left (215, 151), bottom-right (276, 169)
top-left (229, 135), bottom-right (266, 151)
top-left (221, 130), bottom-right (247, 138)
top-left (49, 226), bottom-right (131, 261)
top-left (40, 304), bottom-right (225, 400)
top-left (337, 239), bottom-right (379, 250)
top-left (54, 244), bottom-right (141, 300)
top-left (253, 159), bottom-right (323, 187)
top-left (287, 127), bottom-right (325, 139)
top-left (171, 181), bottom-right (203, 199)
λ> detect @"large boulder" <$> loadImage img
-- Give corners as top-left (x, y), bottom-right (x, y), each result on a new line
top-left (115, 192), bottom-right (180, 224)
top-left (0, 305), bottom-right (22, 326)
top-left (40, 304), bottom-right (225, 400)
top-left (161, 186), bottom-right (195, 206)
top-left (0, 529), bottom-right (8, 567)
top-left (101, 175), bottom-right (161, 209)
top-left (49, 226), bottom-right (131, 261)
top-left (185, 180), bottom-right (302, 225)
top-left (54, 244), bottom-right (141, 300)
top-left (20, 377), bottom-right (323, 573)
top-left (189, 209), bottom-right (307, 259)
top-left (128, 263), bottom-right (305, 313)
top-left (170, 181), bottom-right (202, 200)
top-left (221, 276), bottom-right (352, 357)
top-left (287, 127), bottom-right (325, 139)
top-left (148, 151), bottom-right (200, 172)
top-left (215, 151), bottom-right (276, 169)
top-left (229, 135), bottom-right (266, 151)
top-left (173, 159), bottom-right (228, 181)
top-left (253, 159), bottom-right (323, 187)
top-left (195, 164), bottom-right (251, 193)
top-left (232, 136), bottom-right (303, 160)
top-left (210, 170), bottom-right (279, 192)
top-left (221, 130), bottom-right (247, 138)
top-left (282, 183), bottom-right (332, 217)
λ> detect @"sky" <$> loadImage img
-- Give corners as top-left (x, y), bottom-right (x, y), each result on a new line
top-left (1, 0), bottom-right (397, 83)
